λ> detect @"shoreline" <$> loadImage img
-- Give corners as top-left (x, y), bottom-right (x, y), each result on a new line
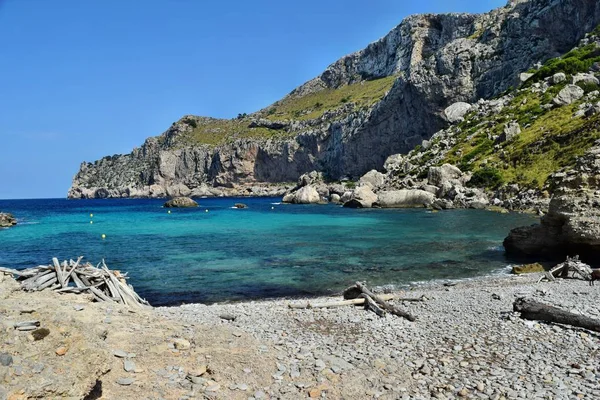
top-left (2, 270), bottom-right (599, 399)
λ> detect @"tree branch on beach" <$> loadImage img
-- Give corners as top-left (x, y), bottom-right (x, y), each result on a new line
top-left (513, 297), bottom-right (600, 333)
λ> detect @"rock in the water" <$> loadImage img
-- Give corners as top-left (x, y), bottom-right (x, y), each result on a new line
top-left (164, 197), bottom-right (198, 208)
top-left (553, 84), bottom-right (585, 106)
top-left (343, 186), bottom-right (378, 208)
top-left (330, 193), bottom-right (341, 204)
top-left (234, 203), bottom-right (247, 209)
top-left (375, 190), bottom-right (434, 208)
top-left (0, 213), bottom-right (17, 228)
top-left (444, 102), bottom-right (472, 123)
top-left (511, 263), bottom-right (545, 274)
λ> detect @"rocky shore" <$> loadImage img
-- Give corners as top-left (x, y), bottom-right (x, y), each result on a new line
top-left (2, 271), bottom-right (599, 399)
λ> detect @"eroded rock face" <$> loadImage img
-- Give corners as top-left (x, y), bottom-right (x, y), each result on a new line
top-left (68, 0), bottom-right (600, 198)
top-left (0, 213), bottom-right (17, 228)
top-left (164, 197), bottom-right (198, 208)
top-left (504, 143), bottom-right (600, 262)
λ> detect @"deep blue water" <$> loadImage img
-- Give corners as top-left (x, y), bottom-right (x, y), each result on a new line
top-left (0, 197), bottom-right (537, 305)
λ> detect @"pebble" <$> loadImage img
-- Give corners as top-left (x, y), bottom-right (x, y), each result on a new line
top-left (155, 274), bottom-right (600, 400)
top-left (116, 377), bottom-right (134, 386)
top-left (0, 354), bottom-right (12, 367)
top-left (173, 338), bottom-right (191, 350)
top-left (55, 346), bottom-right (68, 356)
top-left (113, 349), bottom-right (129, 358)
top-left (124, 360), bottom-right (136, 372)
top-left (73, 305), bottom-right (85, 311)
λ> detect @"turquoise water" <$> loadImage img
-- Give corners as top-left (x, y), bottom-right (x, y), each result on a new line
top-left (0, 198), bottom-right (537, 305)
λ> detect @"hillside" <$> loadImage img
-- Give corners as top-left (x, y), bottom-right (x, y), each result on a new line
top-left (69, 0), bottom-right (600, 199)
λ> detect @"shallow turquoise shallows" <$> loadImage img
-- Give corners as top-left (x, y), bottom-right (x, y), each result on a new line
top-left (0, 197), bottom-right (537, 305)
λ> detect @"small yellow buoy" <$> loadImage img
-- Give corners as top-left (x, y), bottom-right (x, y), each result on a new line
top-left (168, 210), bottom-right (171, 214)
top-left (205, 209), bottom-right (208, 213)
top-left (271, 207), bottom-right (274, 210)
top-left (90, 221), bottom-right (93, 224)
top-left (90, 213), bottom-right (93, 218)
top-left (101, 234), bottom-right (106, 239)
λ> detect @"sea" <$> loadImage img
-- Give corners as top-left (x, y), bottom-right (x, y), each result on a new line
top-left (0, 197), bottom-right (538, 306)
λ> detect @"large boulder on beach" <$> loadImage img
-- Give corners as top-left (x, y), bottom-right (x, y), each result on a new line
top-left (164, 197), bottom-right (198, 208)
top-left (375, 190), bottom-right (434, 208)
top-left (0, 213), bottom-right (17, 228)
top-left (343, 185), bottom-right (378, 208)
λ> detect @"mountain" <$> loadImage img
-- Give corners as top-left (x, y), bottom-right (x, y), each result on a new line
top-left (68, 0), bottom-right (600, 199)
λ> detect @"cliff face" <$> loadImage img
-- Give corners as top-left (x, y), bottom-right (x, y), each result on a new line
top-left (69, 0), bottom-right (600, 199)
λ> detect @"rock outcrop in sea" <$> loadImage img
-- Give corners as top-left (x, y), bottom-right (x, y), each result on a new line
top-left (68, 0), bottom-right (600, 199)
top-left (164, 197), bottom-right (198, 208)
top-left (0, 213), bottom-right (16, 228)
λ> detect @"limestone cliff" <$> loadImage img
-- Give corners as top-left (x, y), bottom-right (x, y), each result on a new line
top-left (69, 0), bottom-right (600, 199)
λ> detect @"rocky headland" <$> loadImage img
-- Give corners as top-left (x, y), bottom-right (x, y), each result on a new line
top-left (68, 0), bottom-right (600, 206)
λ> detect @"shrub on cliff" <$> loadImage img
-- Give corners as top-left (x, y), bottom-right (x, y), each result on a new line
top-left (469, 167), bottom-right (504, 189)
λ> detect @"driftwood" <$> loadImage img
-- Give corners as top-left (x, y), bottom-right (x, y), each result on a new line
top-left (289, 283), bottom-right (418, 321)
top-left (513, 297), bottom-right (600, 333)
top-left (355, 282), bottom-right (416, 321)
top-left (538, 255), bottom-right (593, 283)
top-left (0, 257), bottom-right (149, 308)
top-left (288, 294), bottom-right (396, 309)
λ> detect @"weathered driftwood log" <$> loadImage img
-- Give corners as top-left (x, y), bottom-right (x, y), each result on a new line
top-left (358, 293), bottom-right (385, 317)
top-left (513, 297), bottom-right (600, 333)
top-left (288, 294), bottom-right (396, 309)
top-left (355, 282), bottom-right (416, 321)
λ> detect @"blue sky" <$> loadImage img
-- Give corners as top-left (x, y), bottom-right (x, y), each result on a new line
top-left (0, 0), bottom-right (504, 199)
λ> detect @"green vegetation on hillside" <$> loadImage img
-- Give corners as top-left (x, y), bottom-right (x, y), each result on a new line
top-left (527, 43), bottom-right (600, 84)
top-left (262, 76), bottom-right (396, 121)
top-left (175, 76), bottom-right (397, 146)
top-left (442, 87), bottom-right (600, 190)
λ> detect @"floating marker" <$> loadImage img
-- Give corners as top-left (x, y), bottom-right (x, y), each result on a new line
top-left (167, 210), bottom-right (171, 214)
top-left (90, 213), bottom-right (93, 218)
top-left (90, 221), bottom-right (93, 224)
top-left (205, 209), bottom-right (208, 213)
top-left (271, 207), bottom-right (274, 210)
top-left (101, 234), bottom-right (106, 239)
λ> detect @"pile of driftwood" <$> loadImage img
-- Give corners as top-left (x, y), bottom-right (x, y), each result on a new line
top-left (538, 255), bottom-right (594, 283)
top-left (0, 257), bottom-right (149, 308)
top-left (289, 282), bottom-right (421, 321)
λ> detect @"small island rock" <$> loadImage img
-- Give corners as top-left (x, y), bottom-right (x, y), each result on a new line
top-left (0, 213), bottom-right (17, 228)
top-left (164, 197), bottom-right (198, 208)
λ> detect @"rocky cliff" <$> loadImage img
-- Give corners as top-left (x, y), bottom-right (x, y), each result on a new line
top-left (69, 0), bottom-right (600, 199)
